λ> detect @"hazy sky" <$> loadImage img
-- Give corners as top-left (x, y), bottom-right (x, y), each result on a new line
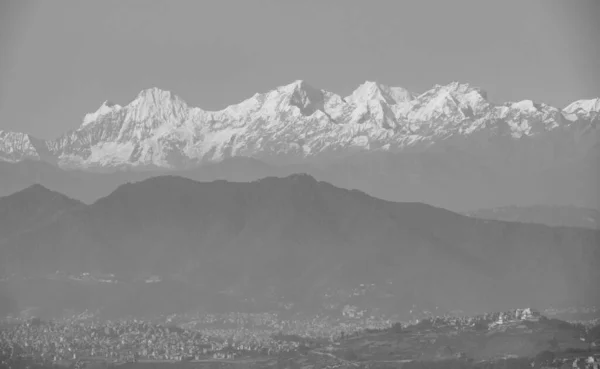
top-left (0, 0), bottom-right (599, 138)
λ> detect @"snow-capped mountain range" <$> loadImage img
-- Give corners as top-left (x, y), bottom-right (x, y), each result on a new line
top-left (0, 80), bottom-right (598, 170)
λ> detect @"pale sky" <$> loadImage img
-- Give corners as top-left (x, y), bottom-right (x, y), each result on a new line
top-left (0, 0), bottom-right (599, 139)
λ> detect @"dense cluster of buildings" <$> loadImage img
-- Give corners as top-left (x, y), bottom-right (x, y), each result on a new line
top-left (0, 311), bottom-right (392, 367)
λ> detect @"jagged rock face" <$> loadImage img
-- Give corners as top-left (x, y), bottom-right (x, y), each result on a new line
top-left (0, 81), bottom-right (598, 169)
top-left (0, 131), bottom-right (41, 162)
top-left (0, 131), bottom-right (53, 163)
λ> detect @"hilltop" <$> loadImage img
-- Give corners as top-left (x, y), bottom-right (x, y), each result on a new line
top-left (1, 176), bottom-right (598, 318)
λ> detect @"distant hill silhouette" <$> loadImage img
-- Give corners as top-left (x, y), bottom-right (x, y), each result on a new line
top-left (0, 158), bottom-right (289, 204)
top-left (465, 205), bottom-right (600, 229)
top-left (0, 184), bottom-right (84, 241)
top-left (0, 175), bottom-right (599, 317)
top-left (1, 147), bottom-right (598, 212)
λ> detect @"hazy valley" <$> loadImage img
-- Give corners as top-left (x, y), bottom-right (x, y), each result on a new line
top-left (1, 82), bottom-right (598, 368)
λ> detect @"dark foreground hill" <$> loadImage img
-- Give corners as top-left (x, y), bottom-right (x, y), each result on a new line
top-left (0, 175), bottom-right (599, 317)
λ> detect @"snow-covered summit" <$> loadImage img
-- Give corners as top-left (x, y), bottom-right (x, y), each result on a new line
top-left (0, 129), bottom-right (56, 164)
top-left (510, 100), bottom-right (539, 113)
top-left (563, 98), bottom-right (600, 114)
top-left (0, 79), bottom-right (598, 169)
top-left (401, 82), bottom-right (490, 123)
top-left (346, 81), bottom-right (415, 106)
top-left (562, 98), bottom-right (600, 121)
top-left (82, 100), bottom-right (123, 126)
top-left (280, 80), bottom-right (328, 116)
top-left (125, 87), bottom-right (189, 123)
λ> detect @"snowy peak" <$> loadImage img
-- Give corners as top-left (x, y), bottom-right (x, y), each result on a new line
top-left (80, 88), bottom-right (189, 129)
top-left (82, 100), bottom-right (123, 126)
top-left (563, 98), bottom-right (600, 113)
top-left (403, 82), bottom-right (491, 123)
top-left (121, 87), bottom-right (190, 124)
top-left (275, 79), bottom-right (322, 99)
top-left (503, 100), bottom-right (561, 118)
top-left (346, 81), bottom-right (414, 106)
top-left (426, 82), bottom-right (489, 103)
top-left (386, 86), bottom-right (416, 104)
top-left (278, 80), bottom-right (328, 116)
top-left (562, 98), bottom-right (600, 121)
top-left (509, 100), bottom-right (539, 112)
top-left (0, 79), bottom-right (598, 169)
top-left (279, 79), bottom-right (313, 92)
top-left (130, 87), bottom-right (187, 110)
top-left (133, 87), bottom-right (176, 102)
top-left (0, 130), bottom-right (45, 162)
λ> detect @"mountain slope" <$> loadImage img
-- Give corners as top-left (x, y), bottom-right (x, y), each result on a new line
top-left (0, 184), bottom-right (83, 242)
top-left (0, 176), bottom-right (598, 315)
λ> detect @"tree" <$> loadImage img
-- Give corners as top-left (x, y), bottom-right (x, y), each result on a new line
top-left (391, 322), bottom-right (403, 334)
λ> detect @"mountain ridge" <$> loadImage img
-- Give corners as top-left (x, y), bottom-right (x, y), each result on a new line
top-left (1, 80), bottom-right (598, 170)
top-left (1, 176), bottom-right (599, 316)
top-left (0, 183), bottom-right (84, 243)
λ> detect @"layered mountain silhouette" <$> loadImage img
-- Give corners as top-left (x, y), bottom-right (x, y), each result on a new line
top-left (465, 205), bottom-right (600, 230)
top-left (1, 147), bottom-right (598, 212)
top-left (1, 80), bottom-right (598, 212)
top-left (1, 176), bottom-right (598, 317)
top-left (0, 183), bottom-right (83, 242)
top-left (1, 81), bottom-right (597, 171)
top-left (0, 158), bottom-right (282, 205)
